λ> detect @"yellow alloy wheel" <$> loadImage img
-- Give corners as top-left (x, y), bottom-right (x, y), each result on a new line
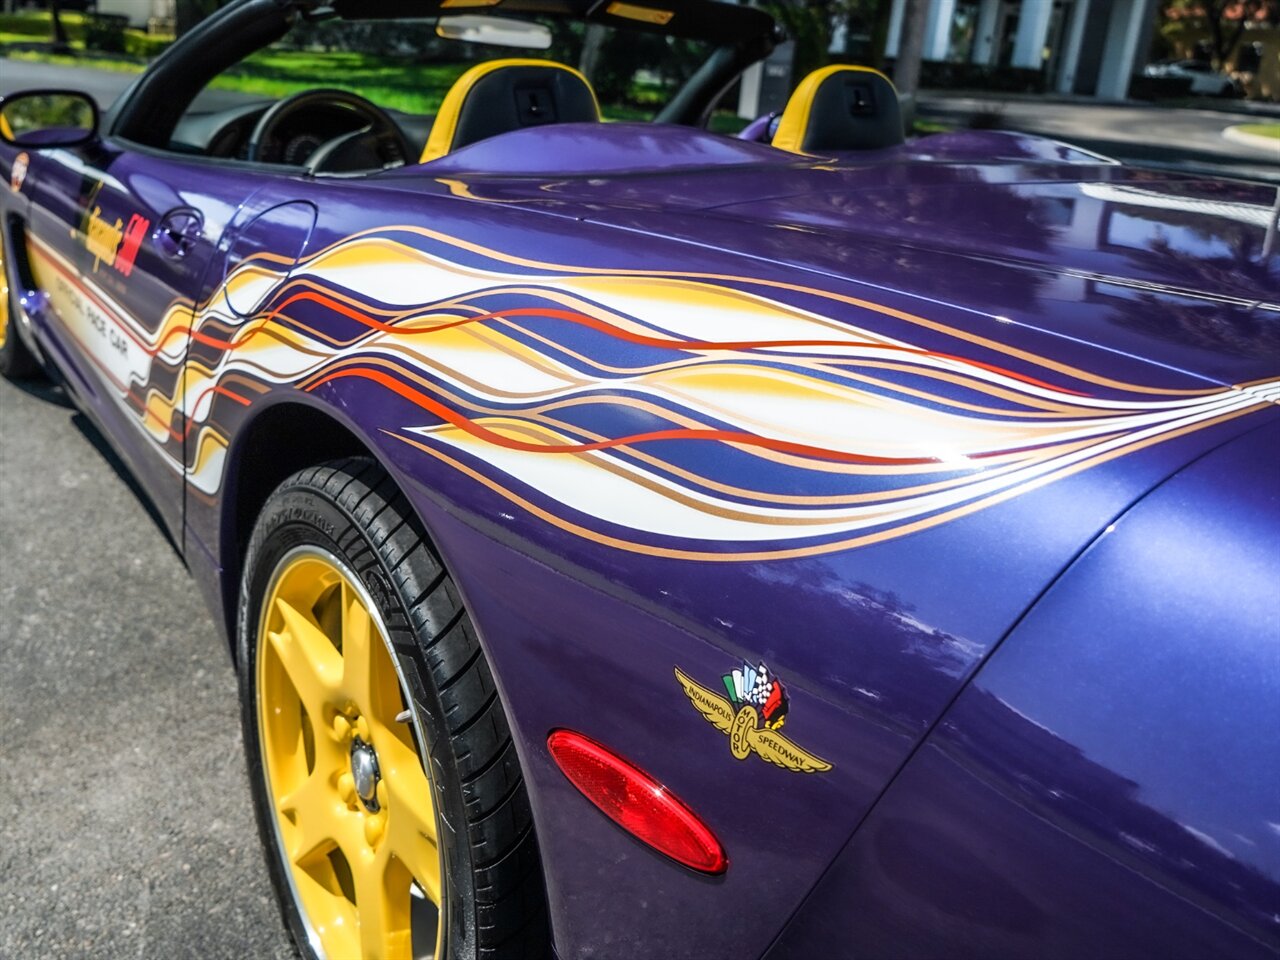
top-left (0, 242), bottom-right (9, 350)
top-left (257, 547), bottom-right (442, 960)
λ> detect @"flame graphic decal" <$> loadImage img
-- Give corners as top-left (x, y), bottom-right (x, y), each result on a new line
top-left (29, 226), bottom-right (1280, 560)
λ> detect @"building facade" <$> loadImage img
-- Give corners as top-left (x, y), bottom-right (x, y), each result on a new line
top-left (884, 0), bottom-right (1161, 99)
top-left (93, 0), bottom-right (175, 30)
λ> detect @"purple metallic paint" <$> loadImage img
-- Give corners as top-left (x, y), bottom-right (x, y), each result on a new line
top-left (766, 417), bottom-right (1280, 959)
top-left (390, 421), bottom-right (1279, 959)
top-left (2, 117), bottom-right (1277, 959)
top-left (14, 141), bottom-right (247, 541)
top-left (737, 112), bottom-right (776, 144)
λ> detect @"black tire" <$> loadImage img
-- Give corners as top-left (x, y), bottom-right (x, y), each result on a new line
top-left (0, 245), bottom-right (43, 381)
top-left (237, 456), bottom-right (548, 959)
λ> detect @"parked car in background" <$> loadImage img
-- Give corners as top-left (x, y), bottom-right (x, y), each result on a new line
top-left (1144, 59), bottom-right (1244, 97)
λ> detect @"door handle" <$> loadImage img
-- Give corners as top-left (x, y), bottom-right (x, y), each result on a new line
top-left (154, 207), bottom-right (204, 260)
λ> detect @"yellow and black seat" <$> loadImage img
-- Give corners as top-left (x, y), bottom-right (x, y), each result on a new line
top-left (771, 65), bottom-right (904, 155)
top-left (421, 58), bottom-right (601, 162)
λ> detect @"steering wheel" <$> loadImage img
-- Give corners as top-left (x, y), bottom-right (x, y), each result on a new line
top-left (245, 88), bottom-right (415, 173)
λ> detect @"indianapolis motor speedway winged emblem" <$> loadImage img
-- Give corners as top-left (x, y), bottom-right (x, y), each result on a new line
top-left (674, 663), bottom-right (832, 774)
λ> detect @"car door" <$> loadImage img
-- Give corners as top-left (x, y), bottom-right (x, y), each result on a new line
top-left (177, 181), bottom-right (317, 528)
top-left (20, 142), bottom-right (250, 540)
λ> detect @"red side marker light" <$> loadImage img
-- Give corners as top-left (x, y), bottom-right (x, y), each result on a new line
top-left (547, 729), bottom-right (728, 875)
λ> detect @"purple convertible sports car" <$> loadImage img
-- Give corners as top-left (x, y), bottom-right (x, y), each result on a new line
top-left (1, 0), bottom-right (1277, 957)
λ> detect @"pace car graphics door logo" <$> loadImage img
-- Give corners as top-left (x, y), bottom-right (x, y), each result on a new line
top-left (675, 662), bottom-right (832, 774)
top-left (74, 180), bottom-right (150, 276)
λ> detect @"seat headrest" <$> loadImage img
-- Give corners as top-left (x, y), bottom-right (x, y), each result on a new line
top-left (772, 65), bottom-right (904, 155)
top-left (421, 59), bottom-right (601, 162)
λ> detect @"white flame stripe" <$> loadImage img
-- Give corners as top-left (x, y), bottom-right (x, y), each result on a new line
top-left (404, 388), bottom-right (1269, 543)
top-left (208, 250), bottom-right (1247, 415)
top-left (29, 236), bottom-right (188, 365)
top-left (178, 306), bottom-right (1279, 478)
top-left (190, 301), bottom-right (1221, 425)
top-left (279, 238), bottom-right (890, 349)
top-left (237, 233), bottom-right (1255, 402)
top-left (28, 225), bottom-right (1280, 542)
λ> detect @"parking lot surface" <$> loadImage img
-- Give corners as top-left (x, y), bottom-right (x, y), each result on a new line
top-left (0, 376), bottom-right (294, 959)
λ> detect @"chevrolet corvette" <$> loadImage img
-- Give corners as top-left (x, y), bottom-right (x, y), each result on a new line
top-left (1, 0), bottom-right (1278, 957)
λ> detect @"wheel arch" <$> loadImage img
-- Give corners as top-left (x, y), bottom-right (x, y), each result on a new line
top-left (215, 397), bottom-right (375, 660)
top-left (226, 415), bottom-right (555, 957)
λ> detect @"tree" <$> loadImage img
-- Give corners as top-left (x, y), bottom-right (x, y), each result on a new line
top-left (176, 0), bottom-right (229, 37)
top-left (49, 0), bottom-right (69, 50)
top-left (578, 24), bottom-right (607, 82)
top-left (765, 0), bottom-right (889, 82)
top-left (891, 0), bottom-right (927, 126)
top-left (1164, 0), bottom-right (1278, 67)
top-left (767, 0), bottom-right (843, 82)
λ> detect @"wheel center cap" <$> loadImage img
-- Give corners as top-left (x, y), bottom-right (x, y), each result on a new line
top-left (350, 737), bottom-right (381, 812)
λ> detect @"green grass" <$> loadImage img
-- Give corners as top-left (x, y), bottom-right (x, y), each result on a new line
top-left (4, 43), bottom-right (668, 119)
top-left (911, 119), bottom-right (955, 136)
top-left (212, 49), bottom-right (678, 119)
top-left (213, 50), bottom-right (468, 114)
top-left (0, 10), bottom-right (165, 53)
top-left (708, 112), bottom-right (749, 135)
top-left (0, 30), bottom-right (45, 45)
top-left (7, 49), bottom-right (148, 73)
top-left (0, 10), bottom-right (89, 42)
top-left (1237, 123), bottom-right (1280, 140)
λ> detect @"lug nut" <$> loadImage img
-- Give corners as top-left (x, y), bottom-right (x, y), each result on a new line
top-left (338, 772), bottom-right (356, 805)
top-left (364, 812), bottom-right (385, 846)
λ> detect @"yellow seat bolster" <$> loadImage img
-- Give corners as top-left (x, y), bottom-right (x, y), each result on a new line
top-left (420, 58), bottom-right (602, 163)
top-left (771, 64), bottom-right (896, 155)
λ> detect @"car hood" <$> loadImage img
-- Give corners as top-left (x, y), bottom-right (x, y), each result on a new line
top-left (391, 126), bottom-right (1280, 388)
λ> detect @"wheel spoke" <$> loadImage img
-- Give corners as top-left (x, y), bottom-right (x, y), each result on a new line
top-left (354, 848), bottom-right (413, 959)
top-left (278, 766), bottom-right (348, 867)
top-left (382, 750), bottom-right (443, 905)
top-left (272, 596), bottom-right (343, 720)
top-left (341, 581), bottom-right (377, 712)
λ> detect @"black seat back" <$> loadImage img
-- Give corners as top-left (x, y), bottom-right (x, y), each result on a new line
top-left (421, 59), bottom-right (601, 162)
top-left (772, 65), bottom-right (904, 155)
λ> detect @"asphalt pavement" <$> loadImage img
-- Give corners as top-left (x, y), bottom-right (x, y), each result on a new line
top-left (0, 375), bottom-right (294, 959)
top-left (0, 57), bottom-right (261, 112)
